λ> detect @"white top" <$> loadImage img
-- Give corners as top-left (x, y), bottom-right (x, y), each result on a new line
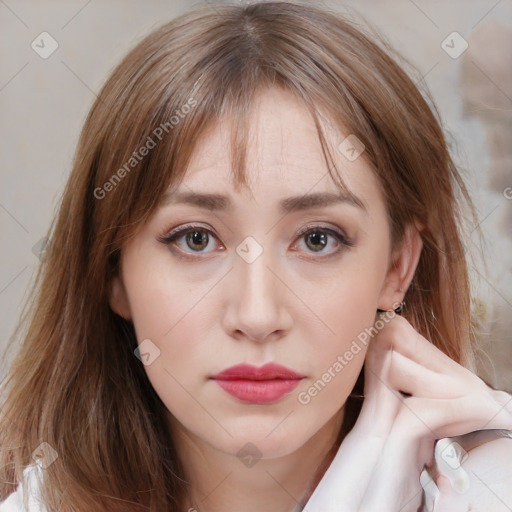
top-left (1, 431), bottom-right (511, 511)
top-left (0, 465), bottom-right (45, 512)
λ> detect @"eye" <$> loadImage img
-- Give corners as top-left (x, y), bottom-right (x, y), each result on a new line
top-left (158, 223), bottom-right (354, 260)
top-left (291, 225), bottom-right (354, 258)
top-left (158, 224), bottom-right (222, 258)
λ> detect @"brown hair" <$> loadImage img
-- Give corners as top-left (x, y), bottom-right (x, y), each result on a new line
top-left (1, 1), bottom-right (478, 510)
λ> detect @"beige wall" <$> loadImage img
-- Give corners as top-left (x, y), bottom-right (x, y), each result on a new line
top-left (1, 0), bottom-right (511, 387)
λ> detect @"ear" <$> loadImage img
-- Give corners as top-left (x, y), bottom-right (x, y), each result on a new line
top-left (109, 276), bottom-right (132, 321)
top-left (378, 222), bottom-right (423, 310)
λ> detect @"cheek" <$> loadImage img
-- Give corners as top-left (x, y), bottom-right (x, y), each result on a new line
top-left (121, 258), bottom-right (217, 428)
top-left (304, 251), bottom-right (388, 346)
top-left (121, 246), bottom-right (228, 378)
top-left (297, 286), bottom-right (372, 406)
top-left (294, 236), bottom-right (389, 399)
top-left (121, 244), bottom-right (209, 341)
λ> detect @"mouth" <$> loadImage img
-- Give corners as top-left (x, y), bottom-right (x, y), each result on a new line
top-left (210, 363), bottom-right (305, 404)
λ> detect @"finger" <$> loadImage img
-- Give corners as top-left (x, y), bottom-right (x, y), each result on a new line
top-left (372, 315), bottom-right (464, 376)
top-left (385, 350), bottom-right (463, 398)
top-left (397, 393), bottom-right (512, 439)
top-left (361, 347), bottom-right (458, 436)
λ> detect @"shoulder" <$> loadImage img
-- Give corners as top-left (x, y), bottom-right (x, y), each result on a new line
top-left (0, 465), bottom-right (45, 512)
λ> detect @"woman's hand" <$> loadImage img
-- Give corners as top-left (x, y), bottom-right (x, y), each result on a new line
top-left (303, 314), bottom-right (512, 512)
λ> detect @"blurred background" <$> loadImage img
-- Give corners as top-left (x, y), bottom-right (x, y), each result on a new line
top-left (1, 0), bottom-right (511, 388)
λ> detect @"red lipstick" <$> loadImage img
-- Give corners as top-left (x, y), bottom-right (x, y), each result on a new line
top-left (211, 363), bottom-right (304, 404)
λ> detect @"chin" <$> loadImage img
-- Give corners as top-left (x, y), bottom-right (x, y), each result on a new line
top-left (203, 413), bottom-right (327, 460)
top-left (214, 430), bottom-right (312, 461)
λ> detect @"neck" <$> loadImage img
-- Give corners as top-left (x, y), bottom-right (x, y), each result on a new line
top-left (169, 410), bottom-right (345, 512)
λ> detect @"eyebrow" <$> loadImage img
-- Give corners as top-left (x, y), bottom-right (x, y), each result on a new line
top-left (161, 190), bottom-right (367, 214)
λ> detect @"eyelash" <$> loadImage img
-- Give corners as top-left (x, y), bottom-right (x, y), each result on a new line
top-left (157, 223), bottom-right (354, 261)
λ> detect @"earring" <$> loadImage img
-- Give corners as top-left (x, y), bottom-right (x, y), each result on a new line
top-left (377, 287), bottom-right (405, 314)
top-left (377, 300), bottom-right (405, 315)
top-left (394, 301), bottom-right (405, 314)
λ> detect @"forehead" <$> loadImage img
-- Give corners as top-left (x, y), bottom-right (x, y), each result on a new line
top-left (172, 87), bottom-right (382, 210)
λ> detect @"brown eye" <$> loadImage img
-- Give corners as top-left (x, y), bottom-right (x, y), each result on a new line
top-left (158, 225), bottom-right (220, 256)
top-left (291, 225), bottom-right (354, 259)
top-left (305, 231), bottom-right (328, 252)
top-left (185, 230), bottom-right (209, 251)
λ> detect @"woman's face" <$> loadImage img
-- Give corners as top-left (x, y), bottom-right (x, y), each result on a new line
top-left (110, 87), bottom-right (403, 459)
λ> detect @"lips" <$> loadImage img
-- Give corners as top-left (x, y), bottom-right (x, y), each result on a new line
top-left (212, 363), bottom-right (305, 381)
top-left (210, 363), bottom-right (305, 404)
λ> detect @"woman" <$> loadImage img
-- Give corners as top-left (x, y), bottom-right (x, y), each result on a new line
top-left (1, 2), bottom-right (511, 511)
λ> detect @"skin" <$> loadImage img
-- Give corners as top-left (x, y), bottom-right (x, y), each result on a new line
top-left (109, 87), bottom-right (512, 511)
top-left (303, 314), bottom-right (512, 511)
top-left (110, 87), bottom-right (416, 511)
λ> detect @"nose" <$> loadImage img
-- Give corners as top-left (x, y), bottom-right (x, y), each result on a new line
top-left (221, 244), bottom-right (293, 343)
